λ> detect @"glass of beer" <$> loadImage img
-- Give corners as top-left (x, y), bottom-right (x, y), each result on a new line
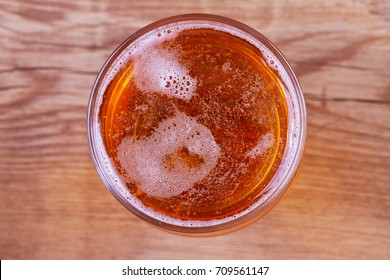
top-left (87, 14), bottom-right (306, 235)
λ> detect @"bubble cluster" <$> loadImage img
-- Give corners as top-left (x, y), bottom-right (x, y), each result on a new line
top-left (117, 113), bottom-right (221, 198)
top-left (132, 48), bottom-right (197, 101)
top-left (246, 132), bottom-right (275, 158)
top-left (222, 61), bottom-right (231, 71)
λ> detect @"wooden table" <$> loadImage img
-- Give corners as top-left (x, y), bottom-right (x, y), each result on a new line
top-left (1, 0), bottom-right (389, 259)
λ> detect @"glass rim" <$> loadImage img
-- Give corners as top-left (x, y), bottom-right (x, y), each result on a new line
top-left (87, 13), bottom-right (307, 235)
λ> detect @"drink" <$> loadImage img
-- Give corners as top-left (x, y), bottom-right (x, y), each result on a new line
top-left (100, 27), bottom-right (287, 220)
top-left (88, 15), bottom-right (306, 234)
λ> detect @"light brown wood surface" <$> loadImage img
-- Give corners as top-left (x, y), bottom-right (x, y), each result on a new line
top-left (1, 0), bottom-right (389, 259)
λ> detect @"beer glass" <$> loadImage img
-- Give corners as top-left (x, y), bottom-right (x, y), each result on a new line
top-left (88, 14), bottom-right (306, 235)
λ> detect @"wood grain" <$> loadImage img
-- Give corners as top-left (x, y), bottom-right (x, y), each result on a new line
top-left (0, 0), bottom-right (389, 259)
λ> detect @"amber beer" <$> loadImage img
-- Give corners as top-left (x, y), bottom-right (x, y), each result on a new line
top-left (89, 15), bottom-right (306, 234)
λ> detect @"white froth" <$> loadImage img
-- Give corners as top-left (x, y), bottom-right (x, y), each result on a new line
top-left (132, 45), bottom-right (197, 101)
top-left (222, 61), bottom-right (231, 71)
top-left (246, 132), bottom-right (275, 158)
top-left (117, 113), bottom-right (221, 198)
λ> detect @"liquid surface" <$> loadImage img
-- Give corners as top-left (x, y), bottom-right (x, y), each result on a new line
top-left (99, 26), bottom-right (288, 221)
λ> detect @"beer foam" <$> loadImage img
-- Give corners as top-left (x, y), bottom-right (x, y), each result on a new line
top-left (132, 48), bottom-right (197, 101)
top-left (222, 61), bottom-right (231, 71)
top-left (246, 132), bottom-right (275, 158)
top-left (117, 113), bottom-right (221, 198)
